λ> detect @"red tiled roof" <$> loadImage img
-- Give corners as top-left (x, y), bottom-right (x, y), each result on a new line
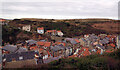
top-left (30, 46), bottom-right (37, 50)
top-left (75, 39), bottom-right (80, 43)
top-left (37, 41), bottom-right (51, 47)
top-left (37, 41), bottom-right (45, 46)
top-left (57, 30), bottom-right (62, 32)
top-left (68, 54), bottom-right (77, 58)
top-left (55, 42), bottom-right (66, 46)
top-left (82, 51), bottom-right (91, 56)
top-left (39, 48), bottom-right (44, 51)
top-left (110, 43), bottom-right (115, 47)
top-left (37, 27), bottom-right (44, 30)
top-left (39, 48), bottom-right (44, 53)
top-left (0, 19), bottom-right (5, 22)
top-left (96, 50), bottom-right (101, 54)
top-left (106, 48), bottom-right (114, 53)
top-left (46, 30), bottom-right (56, 33)
top-left (107, 35), bottom-right (112, 38)
top-left (44, 42), bottom-right (51, 47)
top-left (106, 50), bottom-right (113, 53)
top-left (46, 30), bottom-right (52, 32)
top-left (82, 47), bottom-right (89, 51)
top-left (47, 51), bottom-right (51, 56)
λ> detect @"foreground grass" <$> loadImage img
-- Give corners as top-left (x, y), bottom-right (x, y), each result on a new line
top-left (48, 49), bottom-right (120, 70)
top-left (3, 49), bottom-right (120, 70)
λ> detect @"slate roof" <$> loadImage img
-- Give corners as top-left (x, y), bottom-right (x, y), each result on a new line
top-left (85, 35), bottom-right (98, 42)
top-left (81, 38), bottom-right (87, 43)
top-left (65, 38), bottom-right (74, 41)
top-left (99, 39), bottom-right (109, 44)
top-left (70, 40), bottom-right (77, 44)
top-left (2, 45), bottom-right (18, 53)
top-left (15, 47), bottom-right (28, 53)
top-left (50, 45), bottom-right (64, 52)
top-left (3, 51), bottom-right (39, 62)
top-left (96, 44), bottom-right (105, 50)
top-left (65, 38), bottom-right (79, 44)
top-left (105, 37), bottom-right (110, 40)
top-left (26, 39), bottom-right (37, 45)
top-left (37, 41), bottom-right (51, 47)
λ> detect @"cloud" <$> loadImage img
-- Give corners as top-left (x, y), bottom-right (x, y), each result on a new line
top-left (0, 0), bottom-right (119, 19)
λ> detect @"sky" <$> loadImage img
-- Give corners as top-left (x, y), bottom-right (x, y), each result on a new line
top-left (0, 0), bottom-right (120, 19)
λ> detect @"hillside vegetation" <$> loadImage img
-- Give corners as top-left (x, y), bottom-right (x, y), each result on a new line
top-left (25, 49), bottom-right (120, 70)
top-left (2, 25), bottom-right (32, 45)
top-left (3, 18), bottom-right (120, 44)
top-left (4, 49), bottom-right (119, 70)
top-left (8, 18), bottom-right (120, 37)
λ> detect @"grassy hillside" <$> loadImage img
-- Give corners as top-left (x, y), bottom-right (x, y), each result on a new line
top-left (8, 18), bottom-right (120, 37)
top-left (2, 18), bottom-right (120, 44)
top-left (46, 49), bottom-right (120, 70)
top-left (26, 49), bottom-right (120, 70)
top-left (2, 25), bottom-right (32, 45)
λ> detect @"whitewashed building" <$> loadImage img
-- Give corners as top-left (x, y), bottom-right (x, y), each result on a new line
top-left (37, 27), bottom-right (44, 34)
top-left (116, 35), bottom-right (120, 49)
top-left (22, 25), bottom-right (31, 32)
top-left (57, 31), bottom-right (63, 37)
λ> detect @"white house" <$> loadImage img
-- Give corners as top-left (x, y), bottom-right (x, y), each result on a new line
top-left (37, 27), bottom-right (44, 34)
top-left (43, 54), bottom-right (48, 59)
top-left (116, 35), bottom-right (120, 49)
top-left (22, 25), bottom-right (31, 32)
top-left (57, 31), bottom-right (63, 37)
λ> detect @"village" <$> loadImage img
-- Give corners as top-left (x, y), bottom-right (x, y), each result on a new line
top-left (1, 23), bottom-right (120, 68)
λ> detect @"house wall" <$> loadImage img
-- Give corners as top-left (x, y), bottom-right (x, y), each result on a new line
top-left (37, 30), bottom-right (44, 34)
top-left (43, 55), bottom-right (48, 59)
top-left (57, 32), bottom-right (63, 37)
top-left (69, 48), bottom-right (72, 55)
top-left (65, 49), bottom-right (69, 57)
top-left (22, 25), bottom-right (31, 32)
top-left (52, 32), bottom-right (57, 36)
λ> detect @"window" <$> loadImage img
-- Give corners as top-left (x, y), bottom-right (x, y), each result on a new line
top-left (19, 56), bottom-right (23, 60)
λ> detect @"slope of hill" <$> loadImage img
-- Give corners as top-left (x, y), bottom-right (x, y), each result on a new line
top-left (8, 18), bottom-right (119, 37)
top-left (92, 22), bottom-right (120, 34)
top-left (46, 49), bottom-right (120, 70)
top-left (2, 25), bottom-right (32, 45)
top-left (16, 49), bottom-right (120, 70)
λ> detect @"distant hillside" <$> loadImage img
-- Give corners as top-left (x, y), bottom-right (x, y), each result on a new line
top-left (8, 18), bottom-right (120, 37)
top-left (92, 22), bottom-right (120, 34)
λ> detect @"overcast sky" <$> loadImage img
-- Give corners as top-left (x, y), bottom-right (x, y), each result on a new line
top-left (0, 0), bottom-right (119, 19)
